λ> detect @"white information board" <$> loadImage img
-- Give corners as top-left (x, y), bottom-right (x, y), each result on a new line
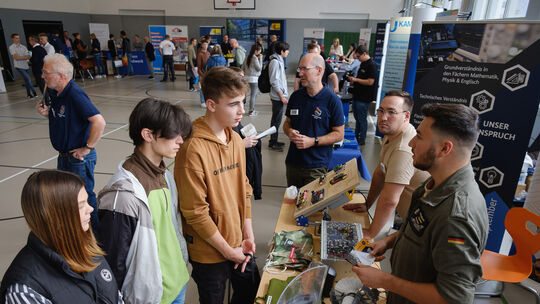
top-left (89, 23), bottom-right (110, 50)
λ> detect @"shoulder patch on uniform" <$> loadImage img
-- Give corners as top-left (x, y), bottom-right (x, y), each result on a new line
top-left (447, 236), bottom-right (465, 245)
top-left (450, 191), bottom-right (469, 220)
top-left (409, 207), bottom-right (429, 236)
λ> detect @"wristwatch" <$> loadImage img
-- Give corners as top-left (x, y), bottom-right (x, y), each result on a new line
top-left (314, 137), bottom-right (319, 146)
top-left (85, 144), bottom-right (95, 150)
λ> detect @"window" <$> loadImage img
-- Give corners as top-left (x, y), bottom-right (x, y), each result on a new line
top-left (472, 0), bottom-right (529, 20)
top-left (504, 0), bottom-right (530, 18)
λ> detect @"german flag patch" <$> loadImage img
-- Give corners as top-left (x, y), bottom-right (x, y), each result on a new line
top-left (448, 236), bottom-right (465, 245)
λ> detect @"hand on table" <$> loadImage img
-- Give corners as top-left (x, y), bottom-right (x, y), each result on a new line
top-left (342, 203), bottom-right (367, 213)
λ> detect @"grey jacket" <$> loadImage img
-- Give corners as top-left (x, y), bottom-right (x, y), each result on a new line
top-left (234, 45), bottom-right (246, 66)
top-left (242, 54), bottom-right (263, 82)
top-left (98, 162), bottom-right (188, 304)
top-left (269, 53), bottom-right (288, 100)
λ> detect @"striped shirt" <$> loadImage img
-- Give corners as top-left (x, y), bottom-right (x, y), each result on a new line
top-left (4, 283), bottom-right (51, 304)
top-left (4, 283), bottom-right (125, 304)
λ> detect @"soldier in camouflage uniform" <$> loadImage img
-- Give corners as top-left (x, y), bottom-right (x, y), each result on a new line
top-left (352, 104), bottom-right (489, 304)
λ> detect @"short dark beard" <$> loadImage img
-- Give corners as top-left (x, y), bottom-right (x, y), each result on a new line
top-left (414, 147), bottom-right (436, 171)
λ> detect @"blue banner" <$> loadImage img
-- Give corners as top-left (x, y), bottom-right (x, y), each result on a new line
top-left (410, 22), bottom-right (540, 252)
top-left (102, 51), bottom-right (150, 75)
top-left (149, 25), bottom-right (166, 73)
top-left (374, 22), bottom-right (389, 110)
top-left (484, 192), bottom-right (510, 252)
top-left (200, 26), bottom-right (224, 44)
top-left (380, 17), bottom-right (412, 99)
top-left (372, 23), bottom-right (387, 68)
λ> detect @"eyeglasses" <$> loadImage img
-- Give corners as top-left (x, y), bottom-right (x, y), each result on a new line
top-left (376, 108), bottom-right (408, 116)
top-left (296, 66), bottom-right (318, 73)
top-left (42, 70), bottom-right (58, 76)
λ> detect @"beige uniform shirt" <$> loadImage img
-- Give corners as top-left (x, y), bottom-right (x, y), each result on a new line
top-left (379, 123), bottom-right (430, 218)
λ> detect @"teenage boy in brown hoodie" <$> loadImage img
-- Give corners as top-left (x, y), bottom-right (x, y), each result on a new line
top-left (175, 66), bottom-right (259, 304)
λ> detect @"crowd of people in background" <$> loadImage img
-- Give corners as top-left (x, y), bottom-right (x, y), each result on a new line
top-left (9, 28), bottom-right (379, 153)
top-left (3, 22), bottom-right (494, 304)
top-left (8, 29), bottom-right (378, 179)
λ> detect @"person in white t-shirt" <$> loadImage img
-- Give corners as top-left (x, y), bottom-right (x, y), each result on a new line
top-left (9, 33), bottom-right (37, 98)
top-left (159, 35), bottom-right (176, 82)
top-left (39, 33), bottom-right (55, 55)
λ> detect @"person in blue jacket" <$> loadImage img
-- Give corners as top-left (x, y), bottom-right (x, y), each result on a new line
top-left (206, 44), bottom-right (227, 71)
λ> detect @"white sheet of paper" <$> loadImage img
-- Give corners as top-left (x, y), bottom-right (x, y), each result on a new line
top-left (256, 126), bottom-right (276, 139)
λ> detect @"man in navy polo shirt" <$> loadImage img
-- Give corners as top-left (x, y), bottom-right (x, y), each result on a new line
top-left (36, 54), bottom-right (106, 229)
top-left (283, 53), bottom-right (344, 187)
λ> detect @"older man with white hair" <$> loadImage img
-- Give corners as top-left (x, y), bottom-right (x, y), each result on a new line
top-left (229, 38), bottom-right (246, 67)
top-left (36, 53), bottom-right (106, 230)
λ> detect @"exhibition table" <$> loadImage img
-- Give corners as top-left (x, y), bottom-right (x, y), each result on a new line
top-left (329, 147), bottom-right (372, 181)
top-left (255, 194), bottom-right (384, 303)
top-left (334, 69), bottom-right (346, 81)
top-left (102, 50), bottom-right (150, 75)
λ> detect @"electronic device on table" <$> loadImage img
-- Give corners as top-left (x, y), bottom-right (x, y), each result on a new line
top-left (321, 220), bottom-right (363, 261)
top-left (294, 159), bottom-right (360, 226)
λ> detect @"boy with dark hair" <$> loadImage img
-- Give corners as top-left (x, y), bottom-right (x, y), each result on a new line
top-left (175, 66), bottom-right (260, 304)
top-left (97, 98), bottom-right (192, 304)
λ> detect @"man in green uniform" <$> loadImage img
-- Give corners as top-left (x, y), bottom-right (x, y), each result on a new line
top-left (353, 103), bottom-right (488, 304)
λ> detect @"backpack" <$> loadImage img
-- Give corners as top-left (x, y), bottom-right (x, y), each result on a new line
top-left (258, 58), bottom-right (275, 93)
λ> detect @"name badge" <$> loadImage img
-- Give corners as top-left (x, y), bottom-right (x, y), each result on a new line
top-left (291, 109), bottom-right (299, 115)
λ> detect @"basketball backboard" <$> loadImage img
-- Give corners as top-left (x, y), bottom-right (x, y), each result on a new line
top-left (214, 0), bottom-right (256, 10)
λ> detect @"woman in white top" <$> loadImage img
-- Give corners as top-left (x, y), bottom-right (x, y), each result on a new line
top-left (329, 38), bottom-right (343, 59)
top-left (242, 43), bottom-right (263, 116)
top-left (343, 42), bottom-right (357, 64)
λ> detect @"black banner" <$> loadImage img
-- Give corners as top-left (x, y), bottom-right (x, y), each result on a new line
top-left (410, 22), bottom-right (540, 251)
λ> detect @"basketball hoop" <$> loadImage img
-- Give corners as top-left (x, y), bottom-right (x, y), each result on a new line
top-left (227, 0), bottom-right (240, 7)
top-left (214, 0), bottom-right (253, 10)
